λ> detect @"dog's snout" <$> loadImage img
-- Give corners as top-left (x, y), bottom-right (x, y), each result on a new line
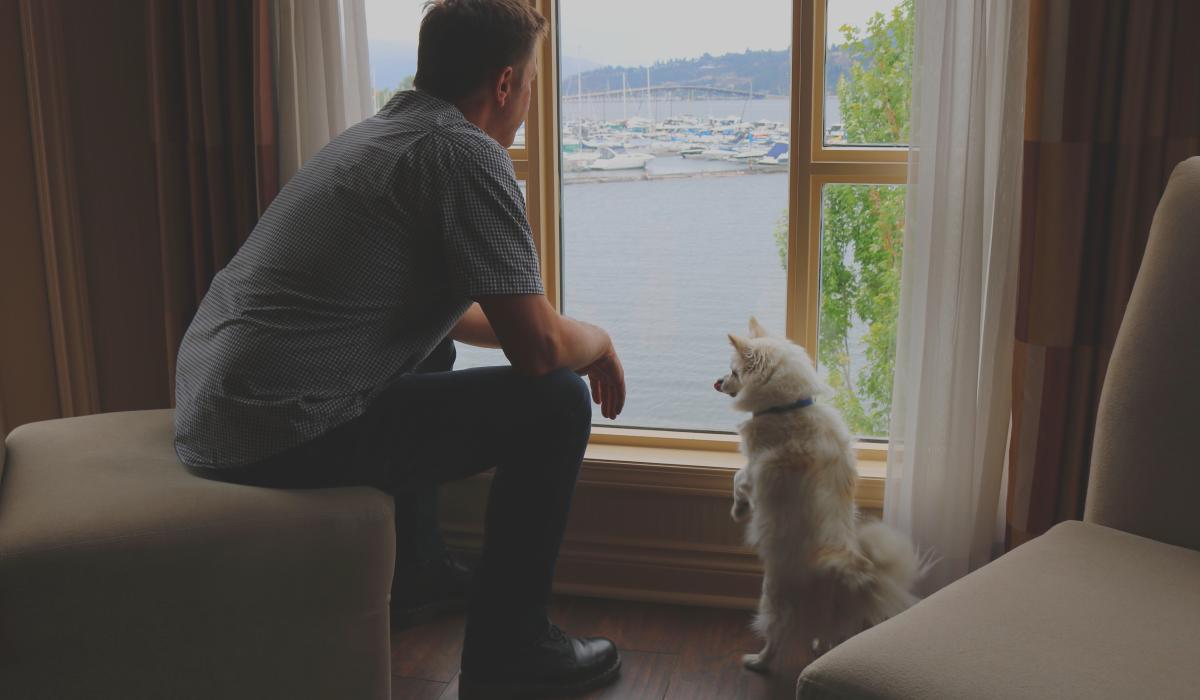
top-left (714, 378), bottom-right (723, 391)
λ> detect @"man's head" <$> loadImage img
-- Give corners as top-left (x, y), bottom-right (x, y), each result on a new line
top-left (415, 0), bottom-right (547, 147)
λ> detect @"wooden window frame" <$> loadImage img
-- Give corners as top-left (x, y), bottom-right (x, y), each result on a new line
top-left (514, 0), bottom-right (904, 480)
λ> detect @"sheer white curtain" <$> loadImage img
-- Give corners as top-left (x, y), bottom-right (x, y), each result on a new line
top-left (274, 0), bottom-right (375, 183)
top-left (884, 0), bottom-right (1029, 593)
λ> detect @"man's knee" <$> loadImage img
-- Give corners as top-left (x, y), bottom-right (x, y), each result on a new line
top-left (531, 368), bottom-right (592, 434)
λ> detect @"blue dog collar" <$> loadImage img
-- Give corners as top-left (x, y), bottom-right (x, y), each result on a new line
top-left (754, 397), bottom-right (815, 417)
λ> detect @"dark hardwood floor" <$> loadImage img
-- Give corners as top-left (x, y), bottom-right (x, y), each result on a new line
top-left (390, 596), bottom-right (811, 699)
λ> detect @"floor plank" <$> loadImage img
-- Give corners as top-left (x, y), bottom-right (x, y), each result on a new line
top-left (549, 596), bottom-right (756, 656)
top-left (433, 651), bottom-right (677, 700)
top-left (391, 676), bottom-right (448, 700)
top-left (583, 650), bottom-right (677, 700)
top-left (391, 610), bottom-right (467, 683)
top-left (391, 595), bottom-right (813, 700)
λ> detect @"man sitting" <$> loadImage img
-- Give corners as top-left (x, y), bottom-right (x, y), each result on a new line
top-left (174, 0), bottom-right (626, 696)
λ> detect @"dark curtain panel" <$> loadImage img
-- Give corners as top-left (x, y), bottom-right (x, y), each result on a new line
top-left (1007, 0), bottom-right (1200, 547)
top-left (147, 0), bottom-right (278, 402)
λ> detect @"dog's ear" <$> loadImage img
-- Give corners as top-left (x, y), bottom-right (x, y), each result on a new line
top-left (728, 333), bottom-right (754, 358)
top-left (748, 316), bottom-right (770, 339)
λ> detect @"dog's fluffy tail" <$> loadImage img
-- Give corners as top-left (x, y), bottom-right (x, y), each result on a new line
top-left (850, 521), bottom-right (932, 626)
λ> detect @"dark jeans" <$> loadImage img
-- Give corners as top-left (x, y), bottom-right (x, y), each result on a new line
top-left (188, 340), bottom-right (592, 637)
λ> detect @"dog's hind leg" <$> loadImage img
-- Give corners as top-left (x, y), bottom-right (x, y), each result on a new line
top-left (744, 576), bottom-right (788, 673)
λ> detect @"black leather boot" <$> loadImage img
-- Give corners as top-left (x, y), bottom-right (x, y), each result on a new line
top-left (459, 622), bottom-right (621, 699)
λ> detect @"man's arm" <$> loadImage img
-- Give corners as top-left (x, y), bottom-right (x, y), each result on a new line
top-left (449, 303), bottom-right (501, 348)
top-left (477, 294), bottom-right (626, 419)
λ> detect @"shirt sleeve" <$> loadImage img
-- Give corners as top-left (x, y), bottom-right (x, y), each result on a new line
top-left (438, 142), bottom-right (545, 298)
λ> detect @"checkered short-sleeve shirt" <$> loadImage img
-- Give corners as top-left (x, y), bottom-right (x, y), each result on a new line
top-left (174, 90), bottom-right (543, 468)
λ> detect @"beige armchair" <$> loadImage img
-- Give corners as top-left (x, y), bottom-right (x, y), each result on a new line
top-left (797, 157), bottom-right (1200, 699)
top-left (0, 409), bottom-right (395, 699)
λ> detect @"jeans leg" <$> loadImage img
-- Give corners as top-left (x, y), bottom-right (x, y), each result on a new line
top-left (362, 365), bottom-right (592, 639)
top-left (392, 339), bottom-right (458, 573)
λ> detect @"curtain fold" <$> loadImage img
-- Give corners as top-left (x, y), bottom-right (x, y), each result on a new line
top-left (1006, 0), bottom-right (1200, 547)
top-left (274, 0), bottom-right (373, 183)
top-left (146, 0), bottom-right (278, 403)
top-left (884, 0), bottom-right (1030, 593)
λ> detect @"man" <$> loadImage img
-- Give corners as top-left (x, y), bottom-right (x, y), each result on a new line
top-left (173, 0), bottom-right (626, 696)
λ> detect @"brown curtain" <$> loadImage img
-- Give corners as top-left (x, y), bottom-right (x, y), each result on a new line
top-left (147, 0), bottom-right (279, 402)
top-left (1007, 0), bottom-right (1200, 547)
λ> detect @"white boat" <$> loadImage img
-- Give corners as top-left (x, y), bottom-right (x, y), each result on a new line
top-left (756, 143), bottom-right (790, 167)
top-left (731, 145), bottom-right (772, 161)
top-left (588, 147), bottom-right (654, 171)
top-left (562, 150), bottom-right (598, 172)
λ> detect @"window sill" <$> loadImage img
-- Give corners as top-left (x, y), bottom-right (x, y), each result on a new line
top-left (584, 428), bottom-right (887, 510)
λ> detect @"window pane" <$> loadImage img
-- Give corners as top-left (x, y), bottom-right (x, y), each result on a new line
top-left (817, 183), bottom-right (904, 439)
top-left (823, 0), bottom-right (913, 147)
top-left (559, 0), bottom-right (792, 432)
top-left (364, 0), bottom-right (421, 110)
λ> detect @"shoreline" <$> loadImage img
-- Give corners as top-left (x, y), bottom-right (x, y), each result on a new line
top-left (562, 164), bottom-right (788, 186)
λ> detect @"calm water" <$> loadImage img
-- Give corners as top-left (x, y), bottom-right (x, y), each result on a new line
top-left (458, 166), bottom-right (790, 433)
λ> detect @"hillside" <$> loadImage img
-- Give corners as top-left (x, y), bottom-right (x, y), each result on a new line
top-left (562, 46), bottom-right (853, 98)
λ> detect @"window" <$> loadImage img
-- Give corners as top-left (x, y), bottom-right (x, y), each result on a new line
top-left (554, 0), bottom-right (912, 440)
top-left (803, 0), bottom-right (911, 440)
top-left (557, 0), bottom-right (793, 433)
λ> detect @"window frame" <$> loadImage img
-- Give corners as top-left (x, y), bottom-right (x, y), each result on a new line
top-left (517, 0), bottom-right (906, 464)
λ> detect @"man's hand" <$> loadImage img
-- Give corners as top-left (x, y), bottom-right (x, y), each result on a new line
top-left (579, 344), bottom-right (625, 420)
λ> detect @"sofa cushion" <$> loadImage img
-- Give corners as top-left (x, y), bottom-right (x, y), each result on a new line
top-left (0, 410), bottom-right (395, 699)
top-left (797, 520), bottom-right (1200, 700)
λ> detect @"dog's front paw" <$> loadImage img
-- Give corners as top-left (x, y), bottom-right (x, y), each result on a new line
top-left (731, 499), bottom-right (751, 522)
top-left (742, 652), bottom-right (771, 673)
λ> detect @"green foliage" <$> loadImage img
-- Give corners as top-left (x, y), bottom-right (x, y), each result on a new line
top-left (773, 0), bottom-right (912, 437)
top-left (373, 75), bottom-right (415, 112)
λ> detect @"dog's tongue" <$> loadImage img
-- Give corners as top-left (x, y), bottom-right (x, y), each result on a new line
top-left (714, 379), bottom-right (723, 391)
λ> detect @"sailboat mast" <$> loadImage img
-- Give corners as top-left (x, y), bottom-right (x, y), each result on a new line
top-left (647, 65), bottom-right (653, 135)
top-left (622, 72), bottom-right (627, 121)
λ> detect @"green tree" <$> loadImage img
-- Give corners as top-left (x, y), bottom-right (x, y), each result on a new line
top-left (773, 0), bottom-right (912, 437)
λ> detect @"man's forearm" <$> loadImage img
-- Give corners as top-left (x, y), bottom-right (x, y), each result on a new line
top-left (551, 316), bottom-right (611, 372)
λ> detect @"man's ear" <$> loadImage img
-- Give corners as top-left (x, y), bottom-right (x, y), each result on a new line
top-left (494, 65), bottom-right (515, 106)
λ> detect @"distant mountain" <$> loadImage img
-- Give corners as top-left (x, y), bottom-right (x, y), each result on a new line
top-left (562, 46), bottom-right (855, 98)
top-left (365, 40), bottom-right (853, 98)
top-left (560, 55), bottom-right (602, 80)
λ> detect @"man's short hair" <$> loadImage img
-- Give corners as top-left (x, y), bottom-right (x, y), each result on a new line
top-left (415, 0), bottom-right (548, 102)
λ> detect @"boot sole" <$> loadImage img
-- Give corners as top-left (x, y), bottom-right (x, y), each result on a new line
top-left (458, 654), bottom-right (622, 699)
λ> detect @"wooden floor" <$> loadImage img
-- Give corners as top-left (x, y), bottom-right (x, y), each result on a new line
top-left (390, 596), bottom-right (810, 700)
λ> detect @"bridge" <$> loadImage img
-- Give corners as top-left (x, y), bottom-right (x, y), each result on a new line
top-left (560, 84), bottom-right (770, 101)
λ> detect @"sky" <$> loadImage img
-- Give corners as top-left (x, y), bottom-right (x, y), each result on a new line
top-left (365, 0), bottom-right (902, 67)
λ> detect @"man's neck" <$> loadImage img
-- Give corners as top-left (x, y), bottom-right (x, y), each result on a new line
top-left (454, 94), bottom-right (501, 144)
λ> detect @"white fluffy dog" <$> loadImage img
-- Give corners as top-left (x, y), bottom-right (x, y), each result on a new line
top-left (716, 318), bottom-right (927, 672)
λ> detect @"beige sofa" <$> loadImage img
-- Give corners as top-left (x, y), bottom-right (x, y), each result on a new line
top-left (796, 158), bottom-right (1200, 699)
top-left (0, 409), bottom-right (395, 699)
